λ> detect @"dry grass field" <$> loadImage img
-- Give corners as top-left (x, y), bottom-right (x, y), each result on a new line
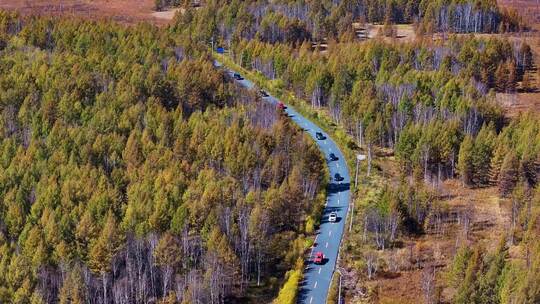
top-left (345, 163), bottom-right (512, 303)
top-left (499, 0), bottom-right (540, 30)
top-left (0, 0), bottom-right (178, 25)
top-left (353, 23), bottom-right (417, 42)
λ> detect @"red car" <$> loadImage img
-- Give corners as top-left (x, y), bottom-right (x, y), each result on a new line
top-left (313, 252), bottom-right (324, 265)
top-left (277, 102), bottom-right (287, 110)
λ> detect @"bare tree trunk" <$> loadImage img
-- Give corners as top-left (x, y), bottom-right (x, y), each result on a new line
top-left (421, 266), bottom-right (437, 304)
top-left (257, 251), bottom-right (262, 287)
top-left (102, 273), bottom-right (108, 304)
top-left (367, 143), bottom-right (372, 176)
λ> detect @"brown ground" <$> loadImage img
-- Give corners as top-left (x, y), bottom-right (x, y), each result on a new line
top-left (499, 0), bottom-right (540, 30)
top-left (496, 1), bottom-right (540, 116)
top-left (0, 0), bottom-right (178, 25)
top-left (344, 164), bottom-right (512, 303)
top-left (353, 23), bottom-right (416, 42)
top-left (152, 7), bottom-right (184, 20)
top-left (497, 92), bottom-right (540, 117)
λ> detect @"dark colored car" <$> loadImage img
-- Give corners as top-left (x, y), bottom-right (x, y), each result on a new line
top-left (313, 252), bottom-right (324, 265)
top-left (334, 173), bottom-right (344, 182)
top-left (329, 153), bottom-right (338, 161)
top-left (316, 132), bottom-right (325, 140)
top-left (260, 90), bottom-right (269, 97)
top-left (233, 73), bottom-right (244, 80)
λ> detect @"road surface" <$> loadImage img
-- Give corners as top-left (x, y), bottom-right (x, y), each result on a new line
top-left (217, 63), bottom-right (351, 304)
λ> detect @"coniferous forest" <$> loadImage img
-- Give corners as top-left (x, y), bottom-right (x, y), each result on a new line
top-left (0, 11), bottom-right (326, 303)
top-left (1, 0), bottom-right (540, 303)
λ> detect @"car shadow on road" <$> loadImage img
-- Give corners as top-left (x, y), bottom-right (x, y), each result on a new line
top-left (322, 206), bottom-right (343, 213)
top-left (320, 217), bottom-right (342, 224)
top-left (297, 289), bottom-right (310, 303)
top-left (327, 182), bottom-right (350, 194)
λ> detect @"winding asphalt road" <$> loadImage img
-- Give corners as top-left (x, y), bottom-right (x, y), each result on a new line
top-left (217, 62), bottom-right (351, 303)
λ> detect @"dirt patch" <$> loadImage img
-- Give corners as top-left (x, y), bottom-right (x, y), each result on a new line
top-left (497, 92), bottom-right (540, 117)
top-left (0, 0), bottom-right (171, 25)
top-left (375, 270), bottom-right (424, 304)
top-left (498, 0), bottom-right (540, 31)
top-left (439, 180), bottom-right (510, 250)
top-left (152, 8), bottom-right (183, 20)
top-left (353, 23), bottom-right (417, 42)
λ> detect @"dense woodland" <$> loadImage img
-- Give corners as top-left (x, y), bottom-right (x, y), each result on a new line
top-left (1, 0), bottom-right (540, 303)
top-left (172, 0), bottom-right (523, 47)
top-left (174, 0), bottom-right (540, 303)
top-left (0, 11), bottom-right (327, 303)
top-left (223, 36), bottom-right (532, 183)
top-left (174, 0), bottom-right (534, 184)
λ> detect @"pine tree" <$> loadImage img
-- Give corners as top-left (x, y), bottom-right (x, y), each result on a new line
top-left (495, 62), bottom-right (508, 92)
top-left (473, 124), bottom-right (496, 186)
top-left (520, 147), bottom-right (538, 187)
top-left (499, 152), bottom-right (519, 197)
top-left (490, 145), bottom-right (507, 185)
top-left (458, 135), bottom-right (475, 186)
top-left (59, 266), bottom-right (87, 304)
top-left (88, 211), bottom-right (123, 304)
top-left (455, 247), bottom-right (482, 304)
top-left (154, 233), bottom-right (182, 296)
top-left (477, 239), bottom-right (507, 304)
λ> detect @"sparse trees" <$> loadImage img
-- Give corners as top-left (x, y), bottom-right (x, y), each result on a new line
top-left (421, 266), bottom-right (437, 304)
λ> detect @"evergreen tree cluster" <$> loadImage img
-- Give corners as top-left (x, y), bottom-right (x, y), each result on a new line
top-left (173, 0), bottom-right (523, 47)
top-left (0, 11), bottom-right (325, 303)
top-left (449, 184), bottom-right (540, 304)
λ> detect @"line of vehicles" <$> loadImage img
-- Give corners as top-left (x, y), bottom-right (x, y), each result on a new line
top-left (230, 70), bottom-right (344, 269)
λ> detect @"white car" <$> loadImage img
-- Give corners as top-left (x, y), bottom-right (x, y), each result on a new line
top-left (328, 212), bottom-right (337, 222)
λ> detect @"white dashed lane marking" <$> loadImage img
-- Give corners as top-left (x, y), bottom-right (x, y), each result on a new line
top-left (310, 297), bottom-right (313, 304)
top-left (314, 281), bottom-right (318, 289)
top-left (325, 242), bottom-right (328, 248)
top-left (318, 268), bottom-right (322, 274)
top-left (329, 230), bottom-right (332, 236)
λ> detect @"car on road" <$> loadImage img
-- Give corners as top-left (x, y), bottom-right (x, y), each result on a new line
top-left (313, 252), bottom-right (324, 265)
top-left (277, 101), bottom-right (287, 110)
top-left (329, 153), bottom-right (338, 161)
top-left (259, 90), bottom-right (269, 97)
top-left (316, 132), bottom-right (325, 140)
top-left (233, 73), bottom-right (244, 80)
top-left (334, 173), bottom-right (344, 182)
top-left (328, 212), bottom-right (337, 222)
